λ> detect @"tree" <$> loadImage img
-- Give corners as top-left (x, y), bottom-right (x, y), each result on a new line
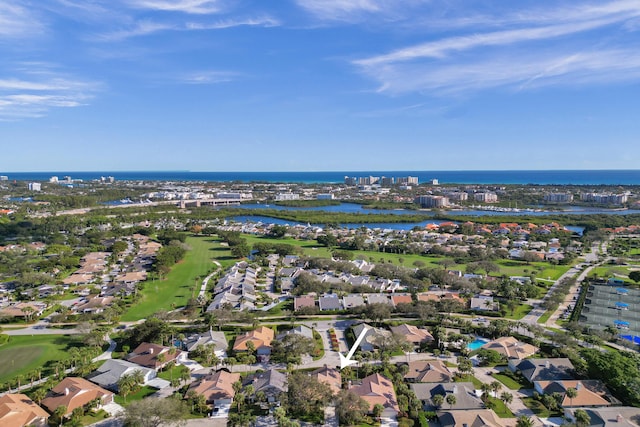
top-left (119, 398), bottom-right (188, 427)
top-left (574, 409), bottom-right (591, 427)
top-left (516, 415), bottom-right (534, 427)
top-left (361, 303), bottom-right (392, 323)
top-left (500, 392), bottom-right (513, 405)
top-left (432, 393), bottom-right (444, 408)
top-left (629, 270), bottom-right (640, 284)
top-left (565, 387), bottom-right (578, 407)
top-left (32, 387), bottom-right (47, 405)
top-left (372, 403), bottom-right (384, 420)
top-left (287, 371), bottom-right (333, 418)
top-left (335, 390), bottom-right (369, 426)
top-left (272, 334), bottom-right (316, 365)
top-left (445, 393), bottom-right (457, 409)
top-left (54, 405), bottom-right (68, 427)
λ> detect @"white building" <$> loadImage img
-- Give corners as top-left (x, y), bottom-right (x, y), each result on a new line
top-left (28, 182), bottom-right (42, 191)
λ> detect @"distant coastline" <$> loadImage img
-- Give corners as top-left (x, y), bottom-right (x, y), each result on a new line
top-left (2, 170), bottom-right (640, 185)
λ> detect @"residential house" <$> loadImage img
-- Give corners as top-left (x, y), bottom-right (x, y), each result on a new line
top-left (184, 329), bottom-right (228, 357)
top-left (293, 296), bottom-right (316, 311)
top-left (310, 365), bottom-right (341, 395)
top-left (509, 358), bottom-right (575, 383)
top-left (87, 359), bottom-right (157, 392)
top-left (318, 295), bottom-right (342, 311)
top-left (352, 323), bottom-right (391, 352)
top-left (404, 360), bottom-right (453, 383)
top-left (366, 294), bottom-right (391, 306)
top-left (246, 369), bottom-right (287, 405)
top-left (74, 296), bottom-right (114, 314)
top-left (187, 369), bottom-right (240, 415)
top-left (564, 407), bottom-right (640, 427)
top-left (0, 302), bottom-right (46, 319)
top-left (534, 380), bottom-right (615, 408)
top-left (349, 373), bottom-right (399, 419)
top-left (481, 336), bottom-right (538, 360)
top-left (390, 324), bottom-right (433, 346)
top-left (41, 377), bottom-right (114, 417)
top-left (411, 383), bottom-right (483, 411)
top-left (437, 409), bottom-right (503, 427)
top-left (390, 294), bottom-right (413, 307)
top-left (0, 393), bottom-right (49, 427)
top-left (470, 295), bottom-right (496, 311)
top-left (233, 326), bottom-right (275, 356)
top-left (126, 343), bottom-right (184, 371)
top-left (342, 295), bottom-right (365, 309)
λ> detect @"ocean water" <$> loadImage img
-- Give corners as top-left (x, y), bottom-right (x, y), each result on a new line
top-left (2, 170), bottom-right (640, 185)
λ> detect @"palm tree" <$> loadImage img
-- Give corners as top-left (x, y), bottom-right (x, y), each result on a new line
top-left (500, 392), bottom-right (513, 405)
top-left (516, 415), bottom-right (534, 427)
top-left (33, 388), bottom-right (47, 405)
top-left (574, 409), bottom-right (591, 427)
top-left (566, 387), bottom-right (578, 407)
top-left (432, 393), bottom-right (444, 408)
top-left (446, 393), bottom-right (457, 409)
top-left (54, 405), bottom-right (68, 427)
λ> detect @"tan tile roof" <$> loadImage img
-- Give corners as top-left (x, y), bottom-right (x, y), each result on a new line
top-left (404, 360), bottom-right (453, 383)
top-left (311, 365), bottom-right (342, 395)
top-left (390, 324), bottom-right (433, 344)
top-left (350, 373), bottom-right (399, 413)
top-left (0, 394), bottom-right (49, 427)
top-left (233, 326), bottom-right (274, 351)
top-left (126, 343), bottom-right (182, 369)
top-left (187, 370), bottom-right (240, 403)
top-left (41, 377), bottom-right (113, 416)
top-left (481, 336), bottom-right (538, 360)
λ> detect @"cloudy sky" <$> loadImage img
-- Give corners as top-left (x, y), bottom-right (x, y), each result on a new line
top-left (2, 0), bottom-right (640, 172)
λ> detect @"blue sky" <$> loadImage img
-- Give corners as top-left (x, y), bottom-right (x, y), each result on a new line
top-left (1, 0), bottom-right (640, 172)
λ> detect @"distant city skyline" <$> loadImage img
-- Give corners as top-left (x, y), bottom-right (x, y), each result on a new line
top-left (2, 1), bottom-right (640, 171)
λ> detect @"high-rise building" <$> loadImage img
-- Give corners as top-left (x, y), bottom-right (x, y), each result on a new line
top-left (414, 195), bottom-right (449, 208)
top-left (28, 182), bottom-right (42, 191)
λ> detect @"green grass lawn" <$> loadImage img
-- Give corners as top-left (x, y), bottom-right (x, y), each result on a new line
top-left (122, 236), bottom-right (224, 321)
top-left (0, 334), bottom-right (79, 384)
top-left (502, 304), bottom-right (533, 320)
top-left (115, 385), bottom-right (157, 405)
top-left (537, 309), bottom-right (554, 324)
top-left (491, 373), bottom-right (524, 390)
top-left (521, 397), bottom-right (553, 418)
top-left (454, 374), bottom-right (483, 388)
top-left (486, 397), bottom-right (514, 418)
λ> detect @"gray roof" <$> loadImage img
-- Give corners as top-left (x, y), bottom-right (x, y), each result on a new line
top-left (565, 406), bottom-right (640, 427)
top-left (367, 294), bottom-right (391, 305)
top-left (249, 368), bottom-right (287, 394)
top-left (343, 295), bottom-right (365, 308)
top-left (185, 329), bottom-right (228, 352)
top-left (319, 296), bottom-right (342, 311)
top-left (411, 382), bottom-right (483, 410)
top-left (87, 359), bottom-right (155, 391)
top-left (513, 358), bottom-right (575, 382)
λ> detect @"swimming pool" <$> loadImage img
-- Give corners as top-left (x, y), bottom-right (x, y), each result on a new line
top-left (467, 338), bottom-right (489, 351)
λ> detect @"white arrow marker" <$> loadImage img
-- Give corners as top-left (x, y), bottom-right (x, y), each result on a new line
top-left (339, 326), bottom-right (369, 370)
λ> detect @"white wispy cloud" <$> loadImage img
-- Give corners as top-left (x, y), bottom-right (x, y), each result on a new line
top-left (0, 67), bottom-right (101, 120)
top-left (294, 0), bottom-right (419, 22)
top-left (360, 48), bottom-right (640, 95)
top-left (98, 20), bottom-right (176, 41)
top-left (126, 0), bottom-right (225, 14)
top-left (185, 16), bottom-right (280, 30)
top-left (353, 1), bottom-right (640, 95)
top-left (100, 15), bottom-right (279, 41)
top-left (0, 1), bottom-right (46, 38)
top-left (181, 70), bottom-right (238, 84)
